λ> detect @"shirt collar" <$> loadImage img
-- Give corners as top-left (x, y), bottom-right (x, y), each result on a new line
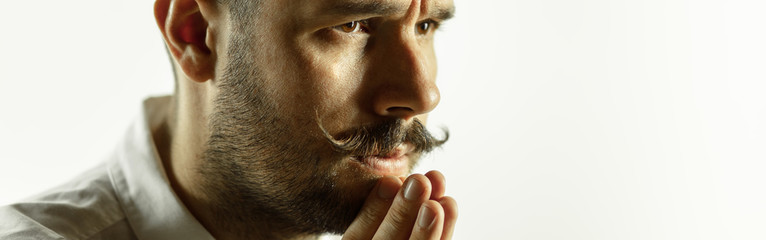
top-left (108, 96), bottom-right (215, 240)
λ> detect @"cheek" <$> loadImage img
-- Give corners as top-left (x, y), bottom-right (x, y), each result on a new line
top-left (300, 32), bottom-right (368, 100)
top-left (294, 43), bottom-right (367, 124)
top-left (323, 57), bottom-right (364, 105)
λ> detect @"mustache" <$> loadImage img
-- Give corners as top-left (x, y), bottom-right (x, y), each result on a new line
top-left (319, 118), bottom-right (449, 157)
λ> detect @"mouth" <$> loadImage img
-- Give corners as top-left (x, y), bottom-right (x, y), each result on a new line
top-left (350, 144), bottom-right (413, 177)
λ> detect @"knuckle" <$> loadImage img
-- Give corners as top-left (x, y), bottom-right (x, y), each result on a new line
top-left (357, 207), bottom-right (380, 226)
top-left (386, 205), bottom-right (413, 227)
top-left (362, 199), bottom-right (391, 220)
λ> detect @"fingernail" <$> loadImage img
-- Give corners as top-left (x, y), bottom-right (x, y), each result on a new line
top-left (403, 177), bottom-right (423, 201)
top-left (377, 176), bottom-right (399, 199)
top-left (418, 204), bottom-right (436, 229)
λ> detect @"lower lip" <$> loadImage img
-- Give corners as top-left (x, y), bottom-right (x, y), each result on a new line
top-left (352, 154), bottom-right (410, 177)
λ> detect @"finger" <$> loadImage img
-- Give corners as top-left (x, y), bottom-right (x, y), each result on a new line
top-left (343, 176), bottom-right (403, 240)
top-left (372, 174), bottom-right (432, 240)
top-left (438, 196), bottom-right (458, 240)
top-left (409, 200), bottom-right (444, 240)
top-left (425, 170), bottom-right (446, 200)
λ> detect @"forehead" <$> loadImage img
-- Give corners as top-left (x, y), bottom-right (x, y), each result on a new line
top-left (298, 0), bottom-right (455, 20)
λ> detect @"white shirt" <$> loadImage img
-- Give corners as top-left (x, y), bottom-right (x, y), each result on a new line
top-left (0, 97), bottom-right (215, 240)
top-left (0, 97), bottom-right (343, 240)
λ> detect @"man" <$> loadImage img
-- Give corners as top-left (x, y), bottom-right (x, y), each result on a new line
top-left (0, 0), bottom-right (457, 239)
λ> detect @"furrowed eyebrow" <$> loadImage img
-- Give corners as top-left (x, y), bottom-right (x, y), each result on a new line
top-left (323, 1), bottom-right (405, 18)
top-left (321, 1), bottom-right (455, 21)
top-left (432, 5), bottom-right (455, 21)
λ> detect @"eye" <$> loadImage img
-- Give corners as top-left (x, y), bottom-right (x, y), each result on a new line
top-left (416, 20), bottom-right (439, 35)
top-left (334, 20), bottom-right (369, 33)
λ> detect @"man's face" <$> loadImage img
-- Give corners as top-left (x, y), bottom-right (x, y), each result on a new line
top-left (200, 0), bottom-right (453, 235)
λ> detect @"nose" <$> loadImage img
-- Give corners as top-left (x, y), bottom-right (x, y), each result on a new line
top-left (370, 32), bottom-right (441, 120)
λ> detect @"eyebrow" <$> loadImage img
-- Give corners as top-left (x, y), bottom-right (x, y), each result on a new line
top-left (430, 4), bottom-right (455, 21)
top-left (327, 1), bottom-right (402, 17)
top-left (323, 1), bottom-right (456, 21)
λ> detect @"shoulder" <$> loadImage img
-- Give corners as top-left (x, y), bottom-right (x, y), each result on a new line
top-left (0, 163), bottom-right (136, 240)
top-left (0, 205), bottom-right (65, 239)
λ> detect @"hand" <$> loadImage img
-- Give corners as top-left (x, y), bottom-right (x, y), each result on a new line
top-left (342, 170), bottom-right (458, 240)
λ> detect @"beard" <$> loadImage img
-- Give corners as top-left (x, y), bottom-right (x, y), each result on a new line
top-left (196, 20), bottom-right (447, 238)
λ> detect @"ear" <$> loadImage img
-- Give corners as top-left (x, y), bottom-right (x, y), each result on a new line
top-left (154, 0), bottom-right (216, 83)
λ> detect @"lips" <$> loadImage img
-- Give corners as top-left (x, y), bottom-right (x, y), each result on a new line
top-left (351, 144), bottom-right (412, 177)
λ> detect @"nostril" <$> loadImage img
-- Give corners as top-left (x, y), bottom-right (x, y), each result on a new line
top-left (387, 106), bottom-right (413, 112)
top-left (385, 106), bottom-right (415, 118)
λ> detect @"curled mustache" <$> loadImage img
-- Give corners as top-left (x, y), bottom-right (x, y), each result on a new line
top-left (319, 118), bottom-right (449, 157)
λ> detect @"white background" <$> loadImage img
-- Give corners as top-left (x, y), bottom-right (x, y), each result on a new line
top-left (2, 0), bottom-right (765, 239)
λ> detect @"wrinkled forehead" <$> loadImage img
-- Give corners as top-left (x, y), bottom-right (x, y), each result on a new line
top-left (298, 0), bottom-right (455, 22)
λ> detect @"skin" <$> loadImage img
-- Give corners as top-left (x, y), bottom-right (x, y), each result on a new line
top-left (151, 0), bottom-right (456, 239)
